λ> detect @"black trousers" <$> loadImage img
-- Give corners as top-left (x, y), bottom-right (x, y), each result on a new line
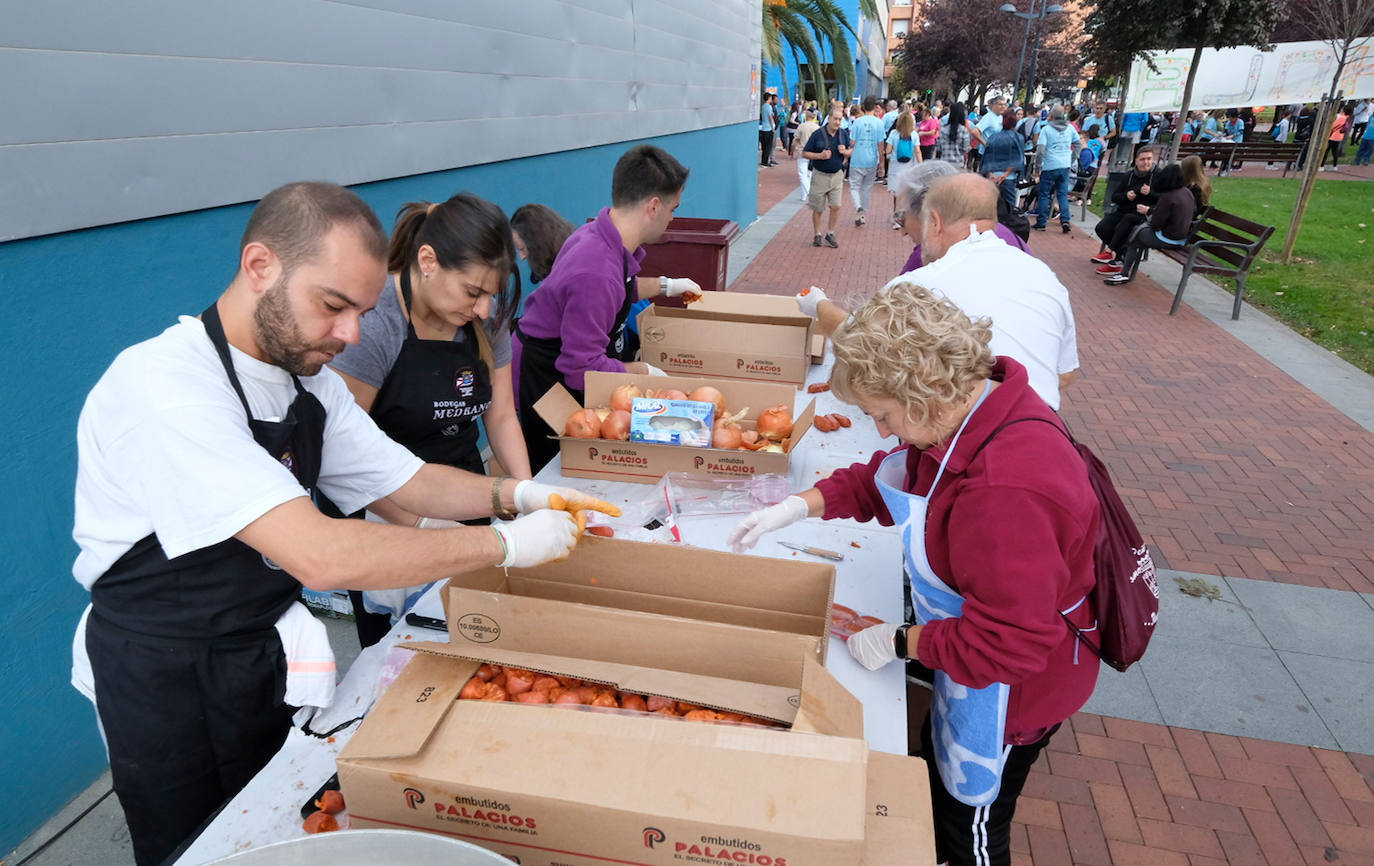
top-left (1122, 225), bottom-right (1183, 276)
top-left (920, 713), bottom-right (1057, 866)
top-left (1095, 210), bottom-right (1146, 255)
top-left (759, 129), bottom-right (775, 165)
top-left (88, 616), bottom-right (294, 866)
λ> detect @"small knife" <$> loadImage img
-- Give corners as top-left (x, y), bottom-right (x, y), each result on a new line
top-left (777, 541), bottom-right (844, 562)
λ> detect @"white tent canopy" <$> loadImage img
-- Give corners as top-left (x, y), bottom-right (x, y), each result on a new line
top-left (1126, 38), bottom-right (1374, 113)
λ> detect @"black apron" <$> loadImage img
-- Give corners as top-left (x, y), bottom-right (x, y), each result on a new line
top-left (371, 269), bottom-right (493, 474)
top-left (87, 302), bottom-right (325, 866)
top-left (343, 270), bottom-right (494, 647)
top-left (516, 249), bottom-right (639, 471)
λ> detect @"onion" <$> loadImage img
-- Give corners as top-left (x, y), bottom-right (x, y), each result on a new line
top-left (739, 430), bottom-right (768, 451)
top-left (689, 385), bottom-right (727, 415)
top-left (712, 407), bottom-right (748, 450)
top-left (713, 420), bottom-right (742, 450)
top-left (610, 383), bottom-right (643, 413)
top-left (565, 409), bottom-right (602, 438)
top-left (514, 690), bottom-right (550, 704)
top-left (602, 409), bottom-right (631, 441)
top-left (756, 405), bottom-right (794, 441)
top-left (619, 693), bottom-right (648, 712)
top-left (646, 388), bottom-right (688, 401)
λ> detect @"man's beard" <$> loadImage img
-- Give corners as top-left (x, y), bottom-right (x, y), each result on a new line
top-left (253, 276), bottom-right (344, 376)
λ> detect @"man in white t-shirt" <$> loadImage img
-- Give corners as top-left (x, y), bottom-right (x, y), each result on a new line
top-left (71, 182), bottom-right (612, 866)
top-left (797, 174), bottom-right (1079, 410)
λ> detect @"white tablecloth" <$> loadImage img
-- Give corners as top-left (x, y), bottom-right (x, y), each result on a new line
top-left (177, 346), bottom-right (910, 865)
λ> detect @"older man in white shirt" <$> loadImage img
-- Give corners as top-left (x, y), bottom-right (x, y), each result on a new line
top-left (799, 173), bottom-right (1079, 410)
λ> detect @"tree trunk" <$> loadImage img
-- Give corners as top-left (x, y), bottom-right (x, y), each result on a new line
top-left (780, 62), bottom-right (791, 107)
top-left (1166, 44), bottom-right (1204, 164)
top-left (1281, 95), bottom-right (1338, 263)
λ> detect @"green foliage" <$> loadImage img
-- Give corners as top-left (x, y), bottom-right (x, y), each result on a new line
top-left (762, 0), bottom-right (882, 103)
top-left (1086, 0), bottom-right (1285, 78)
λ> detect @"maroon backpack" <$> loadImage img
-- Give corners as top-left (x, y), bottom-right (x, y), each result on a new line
top-left (974, 417), bottom-right (1160, 672)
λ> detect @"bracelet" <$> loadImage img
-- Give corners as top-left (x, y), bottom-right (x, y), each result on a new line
top-left (491, 476), bottom-right (517, 520)
top-left (491, 526), bottom-right (510, 566)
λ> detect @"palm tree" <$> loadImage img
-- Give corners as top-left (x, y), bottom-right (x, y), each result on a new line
top-left (762, 0), bottom-right (882, 104)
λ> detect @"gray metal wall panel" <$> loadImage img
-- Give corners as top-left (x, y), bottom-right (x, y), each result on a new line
top-left (1, 0), bottom-right (759, 241)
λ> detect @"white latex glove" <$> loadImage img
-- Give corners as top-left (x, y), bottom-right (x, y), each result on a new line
top-left (847, 621), bottom-right (901, 671)
top-left (643, 363), bottom-right (668, 377)
top-left (492, 510), bottom-right (578, 567)
top-left (795, 286), bottom-right (828, 318)
top-left (727, 495), bottom-right (810, 552)
top-left (663, 277), bottom-right (702, 299)
top-left (512, 480), bottom-right (620, 517)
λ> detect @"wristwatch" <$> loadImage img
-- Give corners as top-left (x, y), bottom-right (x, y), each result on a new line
top-left (892, 624), bottom-right (913, 660)
top-left (659, 275), bottom-right (669, 294)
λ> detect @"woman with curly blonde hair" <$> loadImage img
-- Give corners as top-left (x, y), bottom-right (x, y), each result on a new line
top-left (729, 282), bottom-right (1101, 866)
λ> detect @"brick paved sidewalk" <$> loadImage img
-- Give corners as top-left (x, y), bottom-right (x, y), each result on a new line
top-left (736, 166), bottom-right (1374, 864)
top-left (741, 166), bottom-right (1374, 594)
top-left (1016, 713), bottom-right (1374, 866)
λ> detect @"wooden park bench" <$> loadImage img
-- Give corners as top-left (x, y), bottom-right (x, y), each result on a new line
top-left (1175, 140), bottom-right (1306, 177)
top-left (1158, 207), bottom-right (1275, 320)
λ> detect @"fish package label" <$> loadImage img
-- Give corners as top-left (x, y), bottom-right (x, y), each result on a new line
top-left (629, 397), bottom-right (716, 447)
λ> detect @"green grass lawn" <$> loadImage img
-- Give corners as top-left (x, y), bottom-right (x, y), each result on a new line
top-left (1090, 175), bottom-right (1374, 373)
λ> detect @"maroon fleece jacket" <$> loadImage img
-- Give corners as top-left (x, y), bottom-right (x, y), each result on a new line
top-left (816, 357), bottom-right (1101, 743)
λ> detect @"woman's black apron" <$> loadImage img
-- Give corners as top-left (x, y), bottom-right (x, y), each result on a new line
top-left (515, 249), bottom-right (638, 471)
top-left (87, 302), bottom-right (324, 866)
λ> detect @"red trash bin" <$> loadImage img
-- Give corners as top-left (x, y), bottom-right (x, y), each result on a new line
top-left (639, 217), bottom-right (741, 306)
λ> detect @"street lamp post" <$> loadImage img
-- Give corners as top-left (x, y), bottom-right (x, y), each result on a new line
top-left (1000, 1), bottom-right (1062, 107)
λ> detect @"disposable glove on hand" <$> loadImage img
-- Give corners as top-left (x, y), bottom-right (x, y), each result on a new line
top-left (663, 278), bottom-right (702, 300)
top-left (493, 510), bottom-right (578, 567)
top-left (727, 495), bottom-right (809, 552)
top-left (513, 480), bottom-right (622, 518)
top-left (847, 621), bottom-right (901, 671)
top-left (795, 286), bottom-right (828, 318)
top-left (643, 363), bottom-right (668, 377)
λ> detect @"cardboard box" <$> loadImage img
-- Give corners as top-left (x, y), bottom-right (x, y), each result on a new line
top-left (534, 371), bottom-right (816, 484)
top-left (810, 332), bottom-right (826, 366)
top-left (638, 293), bottom-right (815, 386)
top-left (338, 539), bottom-right (936, 865)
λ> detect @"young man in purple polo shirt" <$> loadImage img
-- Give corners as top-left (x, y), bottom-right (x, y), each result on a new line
top-left (513, 144), bottom-right (701, 471)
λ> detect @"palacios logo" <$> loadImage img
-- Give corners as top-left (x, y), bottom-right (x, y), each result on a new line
top-left (403, 787), bottom-right (425, 809)
top-left (588, 447), bottom-right (600, 460)
top-left (643, 826), bottom-right (667, 849)
top-left (737, 358), bottom-right (746, 369)
top-left (694, 456), bottom-right (705, 469)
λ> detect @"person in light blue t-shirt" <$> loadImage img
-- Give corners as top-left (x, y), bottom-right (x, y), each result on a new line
top-left (976, 97), bottom-right (1007, 156)
top-left (1034, 107), bottom-right (1082, 232)
top-left (848, 97), bottom-right (887, 225)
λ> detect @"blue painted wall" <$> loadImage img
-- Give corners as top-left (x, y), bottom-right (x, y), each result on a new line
top-left (0, 120), bottom-right (757, 853)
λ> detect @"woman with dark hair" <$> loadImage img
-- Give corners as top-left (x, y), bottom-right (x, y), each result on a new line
top-left (1103, 163), bottom-right (1197, 286)
top-left (329, 192), bottom-right (530, 641)
top-left (937, 102), bottom-right (971, 167)
top-left (510, 203), bottom-right (574, 285)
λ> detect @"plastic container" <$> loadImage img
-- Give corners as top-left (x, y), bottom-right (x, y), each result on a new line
top-left (640, 217), bottom-right (741, 306)
top-left (204, 828), bottom-right (510, 865)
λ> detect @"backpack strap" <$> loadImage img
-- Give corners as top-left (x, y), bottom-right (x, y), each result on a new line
top-left (964, 415), bottom-right (1072, 466)
top-left (962, 415), bottom-right (1107, 658)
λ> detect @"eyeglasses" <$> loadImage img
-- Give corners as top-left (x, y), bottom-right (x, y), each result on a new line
top-left (893, 211), bottom-right (907, 227)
